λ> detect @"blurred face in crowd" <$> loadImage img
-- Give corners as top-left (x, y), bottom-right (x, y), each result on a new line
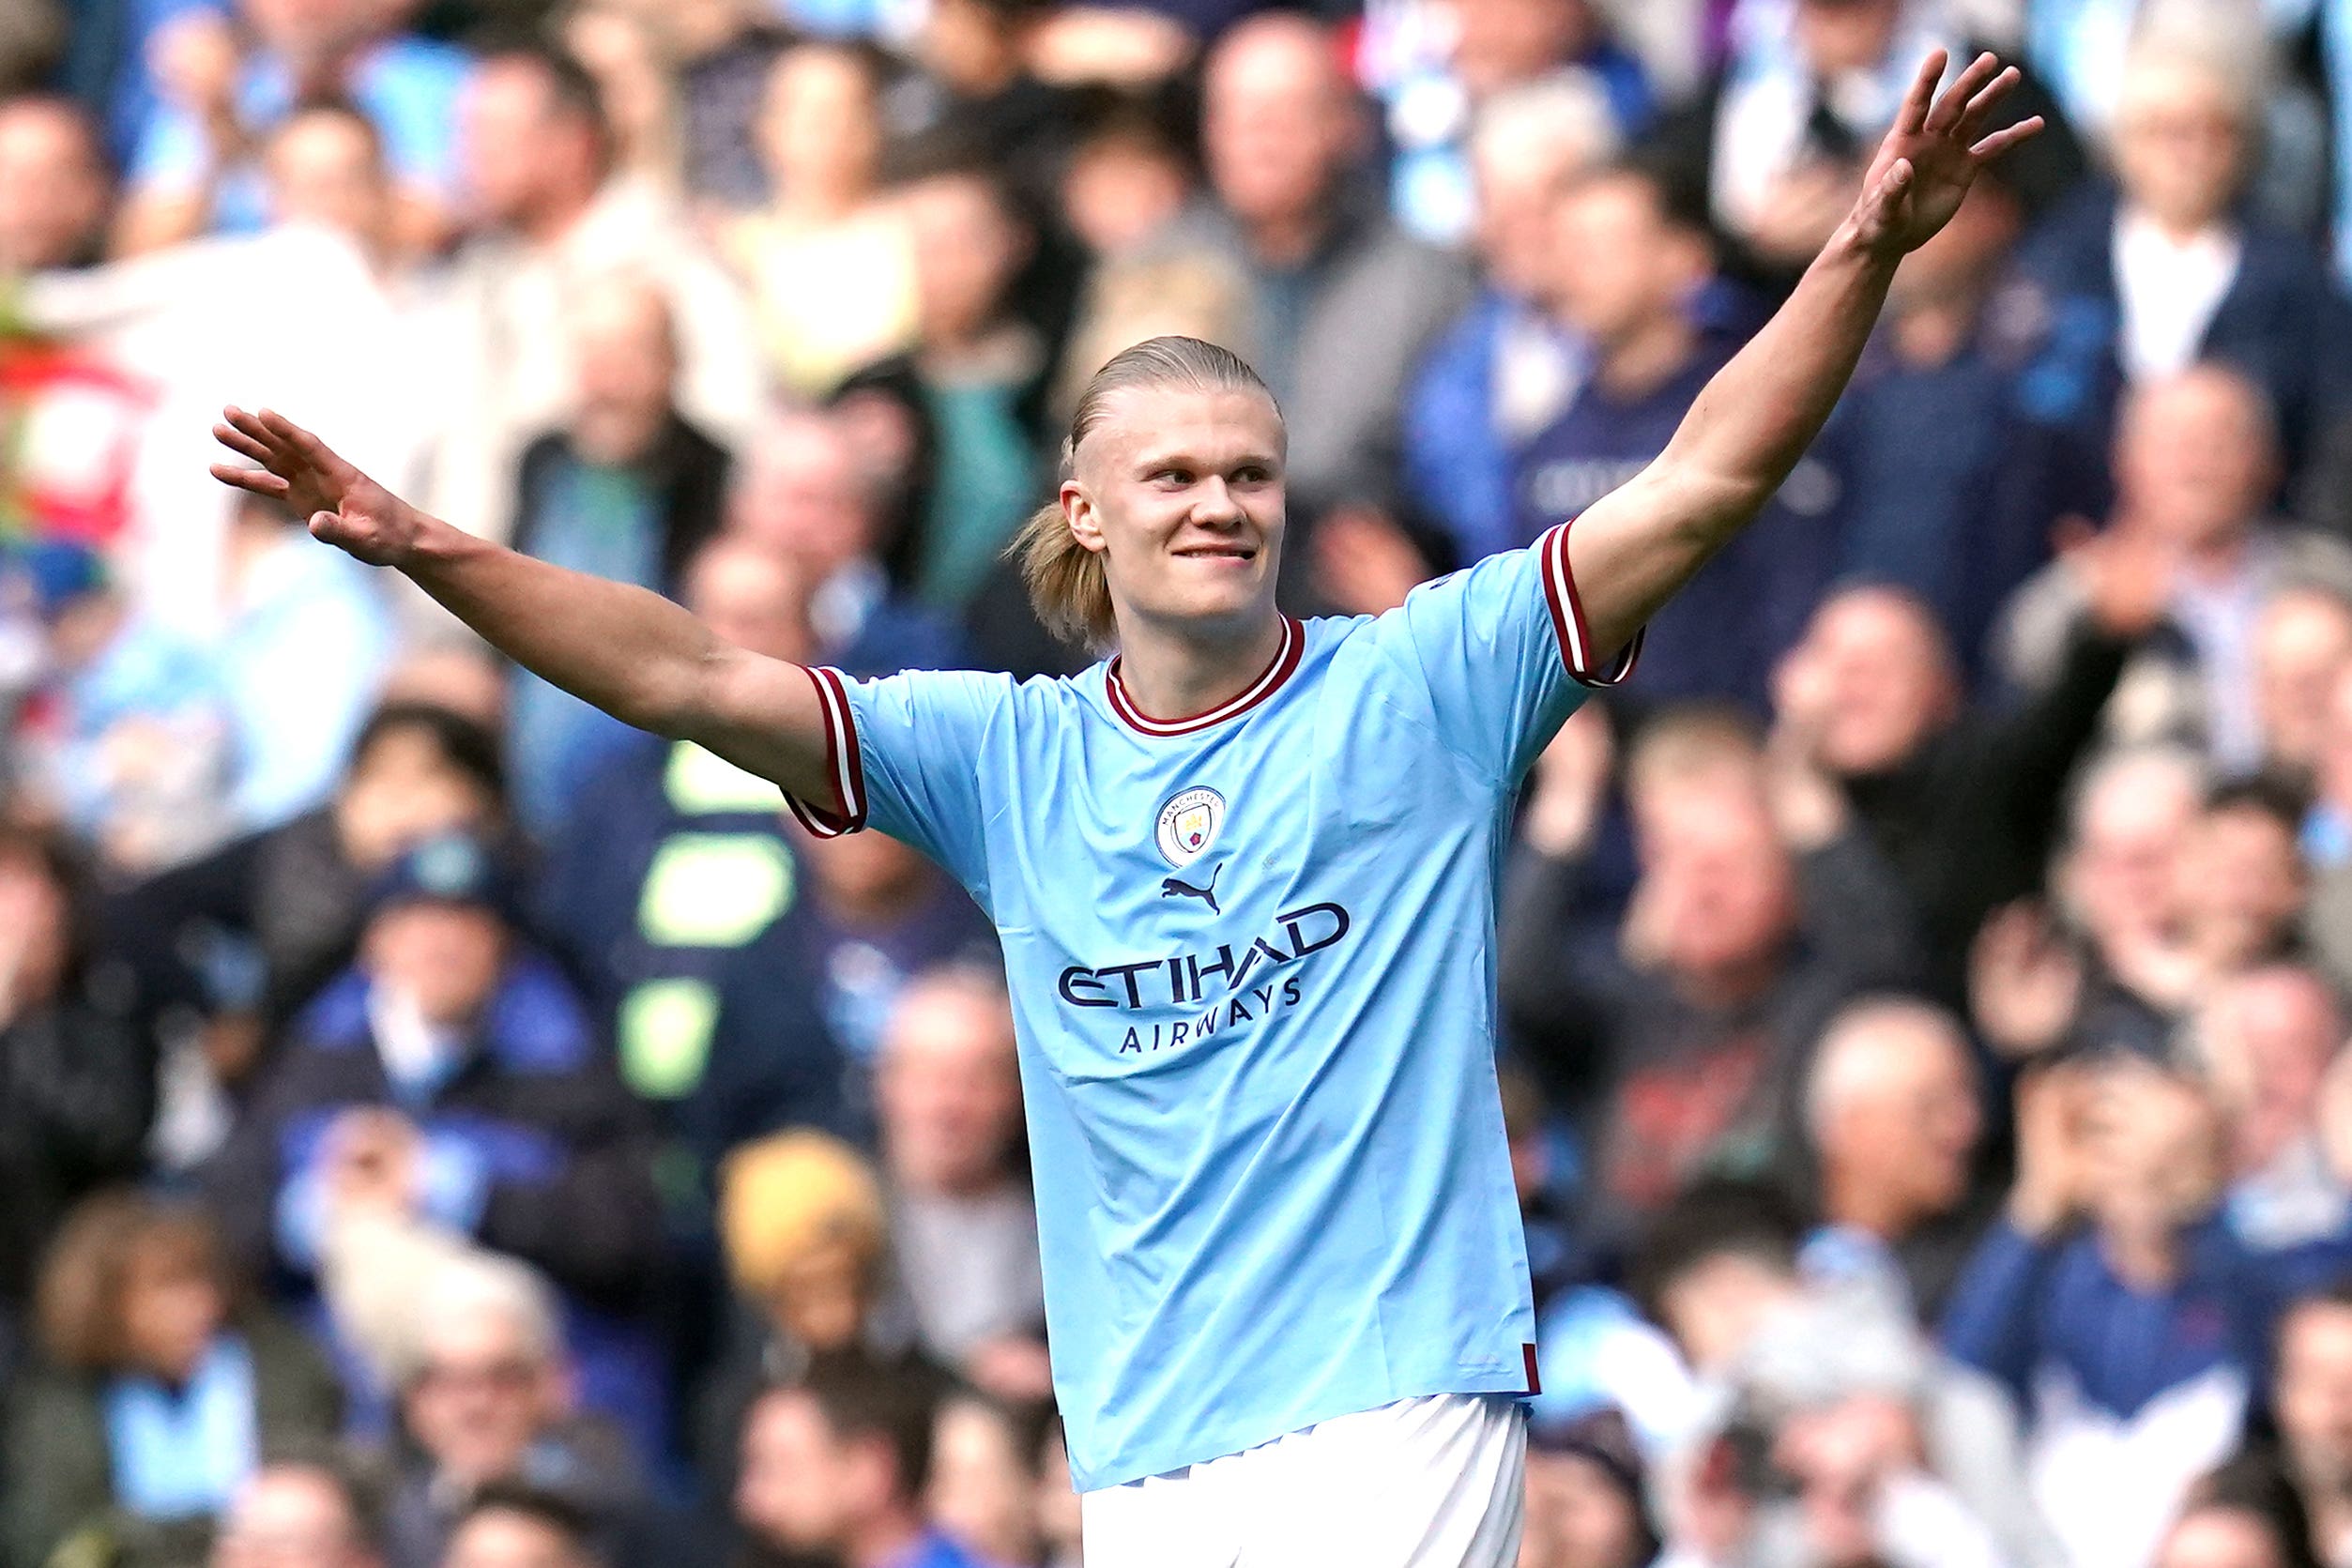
top-left (213, 1467), bottom-right (374, 1568)
top-left (2078, 1060), bottom-right (2225, 1240)
top-left (1550, 173), bottom-right (1710, 356)
top-left (119, 1238), bottom-right (227, 1383)
top-left (738, 1389), bottom-right (888, 1552)
top-left (757, 46), bottom-right (884, 209)
top-left (688, 539), bottom-right (810, 664)
top-left (568, 275), bottom-right (678, 465)
top-left (1635, 789), bottom-right (1797, 991)
top-left (462, 58), bottom-right (602, 234)
top-left (1451, 0), bottom-right (1596, 98)
top-left (2200, 967), bottom-right (2340, 1177)
top-left (877, 980), bottom-right (1023, 1196)
top-left (2113, 369), bottom-right (2279, 554)
top-left (1781, 588), bottom-right (1957, 776)
top-left (441, 1511), bottom-right (584, 1568)
top-left (241, 0), bottom-right (377, 63)
top-left (2278, 1299), bottom-right (2352, 1498)
top-left (265, 106), bottom-right (392, 249)
top-left (337, 722), bottom-right (499, 872)
top-left (1061, 128), bottom-right (1191, 258)
top-left (903, 173), bottom-right (1027, 348)
top-left (0, 845), bottom-right (72, 1015)
top-left (928, 1400), bottom-right (1041, 1567)
top-left (2176, 799), bottom-right (2306, 973)
top-left (1202, 18), bottom-right (1356, 242)
top-left (1810, 1004), bottom-right (1982, 1231)
top-left (1657, 1248), bottom-right (1795, 1374)
top-left (564, 4), bottom-right (670, 167)
top-left (364, 901), bottom-right (508, 1026)
top-left (1473, 117), bottom-right (1596, 301)
top-left (405, 1303), bottom-right (561, 1487)
top-left (2157, 1508), bottom-right (2290, 1568)
top-left (732, 413), bottom-right (878, 577)
top-left (2063, 755), bottom-right (2201, 953)
top-left (1520, 1452), bottom-right (1647, 1568)
top-left (0, 97), bottom-right (110, 272)
top-left (1793, 0), bottom-right (1901, 78)
top-left (1064, 384), bottom-right (1288, 640)
top-left (2256, 589), bottom-right (2352, 779)
top-left (2113, 57), bottom-right (2250, 235)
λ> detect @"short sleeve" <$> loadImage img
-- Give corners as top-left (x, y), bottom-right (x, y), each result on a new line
top-left (780, 665), bottom-right (1001, 899)
top-left (1367, 516), bottom-right (1642, 786)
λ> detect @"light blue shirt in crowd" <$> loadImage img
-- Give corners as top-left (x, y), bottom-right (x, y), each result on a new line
top-left (785, 524), bottom-right (1638, 1489)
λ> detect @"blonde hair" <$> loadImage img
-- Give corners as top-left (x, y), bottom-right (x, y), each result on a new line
top-left (1010, 335), bottom-right (1276, 650)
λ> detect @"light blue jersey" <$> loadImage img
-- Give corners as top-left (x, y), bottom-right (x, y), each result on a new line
top-left (786, 522), bottom-right (1638, 1489)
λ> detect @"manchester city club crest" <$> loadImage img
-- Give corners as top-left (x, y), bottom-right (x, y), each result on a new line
top-left (1154, 786), bottom-right (1226, 868)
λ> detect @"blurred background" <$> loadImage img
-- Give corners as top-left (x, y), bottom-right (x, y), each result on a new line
top-left (4, 0), bottom-right (2352, 1564)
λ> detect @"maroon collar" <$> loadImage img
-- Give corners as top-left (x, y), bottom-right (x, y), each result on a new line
top-left (1105, 617), bottom-right (1305, 737)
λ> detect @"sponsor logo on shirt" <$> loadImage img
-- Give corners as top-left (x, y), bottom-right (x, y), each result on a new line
top-left (1057, 903), bottom-right (1354, 1057)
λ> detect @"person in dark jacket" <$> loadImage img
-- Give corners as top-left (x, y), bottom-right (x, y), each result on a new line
top-left (506, 277), bottom-right (734, 836)
top-left (202, 833), bottom-right (667, 1464)
top-left (1768, 540), bottom-right (2157, 1005)
top-left (2, 1192), bottom-right (343, 1568)
top-left (0, 826), bottom-right (153, 1375)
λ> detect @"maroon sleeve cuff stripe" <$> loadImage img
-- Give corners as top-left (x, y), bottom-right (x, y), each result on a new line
top-left (783, 664), bottom-right (866, 837)
top-left (1538, 519), bottom-right (1642, 689)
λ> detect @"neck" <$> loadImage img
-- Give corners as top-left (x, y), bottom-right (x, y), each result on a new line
top-left (847, 1509), bottom-right (924, 1568)
top-left (1114, 612), bottom-right (1285, 723)
top-left (1244, 205), bottom-right (1330, 270)
top-left (1823, 1163), bottom-right (1917, 1241)
top-left (1890, 293), bottom-right (1978, 368)
top-left (1671, 950), bottom-right (1780, 1012)
top-left (1595, 312), bottom-right (1698, 398)
top-left (519, 181), bottom-right (597, 248)
top-left (2100, 1221), bottom-right (2183, 1291)
top-left (2180, 526), bottom-right (2254, 579)
top-left (2134, 203), bottom-right (2231, 247)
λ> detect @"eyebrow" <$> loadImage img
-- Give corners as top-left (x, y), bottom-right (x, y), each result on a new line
top-left (1129, 449), bottom-right (1281, 473)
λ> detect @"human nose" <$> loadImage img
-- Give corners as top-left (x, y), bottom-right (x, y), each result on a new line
top-left (1191, 478), bottom-right (1245, 525)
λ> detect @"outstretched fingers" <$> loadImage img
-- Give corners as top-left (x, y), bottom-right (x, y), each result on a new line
top-left (1893, 48), bottom-right (1947, 137)
top-left (208, 461), bottom-right (292, 497)
top-left (1924, 52), bottom-right (2001, 135)
top-left (1951, 66), bottom-right (2022, 146)
top-left (1970, 115), bottom-right (2047, 161)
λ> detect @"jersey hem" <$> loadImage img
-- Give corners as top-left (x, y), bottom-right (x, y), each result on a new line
top-left (1539, 519), bottom-right (1644, 689)
top-left (781, 664), bottom-right (867, 835)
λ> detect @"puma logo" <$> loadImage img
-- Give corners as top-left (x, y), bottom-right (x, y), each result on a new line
top-left (1160, 862), bottom-right (1222, 915)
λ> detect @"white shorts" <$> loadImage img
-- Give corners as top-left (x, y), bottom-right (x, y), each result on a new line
top-left (1078, 1393), bottom-right (1527, 1568)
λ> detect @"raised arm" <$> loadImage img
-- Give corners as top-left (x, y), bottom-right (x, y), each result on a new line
top-left (209, 407), bottom-right (837, 805)
top-left (1569, 50), bottom-right (2043, 657)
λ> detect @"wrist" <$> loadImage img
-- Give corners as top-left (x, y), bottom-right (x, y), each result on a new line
top-left (1821, 221), bottom-right (1903, 277)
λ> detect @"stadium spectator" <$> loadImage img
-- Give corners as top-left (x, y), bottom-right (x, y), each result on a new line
top-left (891, 160), bottom-right (1047, 615)
top-left (725, 409), bottom-right (967, 677)
top-left (2153, 1454), bottom-right (2329, 1568)
top-left (2, 1191), bottom-right (342, 1568)
top-left (506, 274), bottom-right (731, 834)
top-left (1771, 571), bottom-right (2144, 1003)
top-left (903, 0), bottom-right (1079, 217)
top-left (1189, 13), bottom-right (1474, 537)
top-left (423, 42), bottom-right (760, 548)
top-left (0, 827), bottom-right (154, 1369)
top-left (114, 701), bottom-right (509, 1094)
top-left (2003, 30), bottom-right (2352, 526)
top-left (0, 92), bottom-right (112, 271)
top-left (873, 968), bottom-right (1046, 1399)
top-left (1518, 1408), bottom-right (1657, 1568)
top-left (1512, 158), bottom-right (1839, 712)
top-left (262, 100), bottom-right (400, 270)
top-left (926, 1393), bottom-right (1043, 1567)
top-left (115, 0), bottom-right (469, 255)
top-left (2256, 588), bottom-right (2352, 792)
top-left (438, 1486), bottom-right (603, 1568)
top-left (382, 1254), bottom-right (648, 1568)
top-left (536, 536), bottom-right (811, 1124)
top-left (732, 1355), bottom-right (986, 1568)
top-left (1501, 707), bottom-right (1922, 1227)
top-left (722, 42), bottom-right (916, 399)
top-left (664, 0), bottom-right (787, 209)
top-left (1940, 1058), bottom-right (2269, 1568)
top-left (1795, 997), bottom-right (1989, 1321)
top-left (203, 831), bottom-right (668, 1455)
top-left (2268, 1286), bottom-right (2352, 1568)
top-left (1402, 75), bottom-right (1617, 569)
top-left (561, 2), bottom-right (685, 211)
top-left (2196, 967), bottom-right (2351, 1258)
top-left (212, 1453), bottom-right (385, 1568)
top-left (1998, 365), bottom-right (2352, 774)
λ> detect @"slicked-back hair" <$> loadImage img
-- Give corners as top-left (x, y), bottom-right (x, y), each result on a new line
top-left (1008, 336), bottom-right (1276, 650)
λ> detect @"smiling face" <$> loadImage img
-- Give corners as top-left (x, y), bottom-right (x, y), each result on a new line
top-left (1061, 384), bottom-right (1288, 640)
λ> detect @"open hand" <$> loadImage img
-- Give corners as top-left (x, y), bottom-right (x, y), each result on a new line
top-left (210, 406), bottom-right (423, 569)
top-left (1848, 50), bottom-right (2045, 260)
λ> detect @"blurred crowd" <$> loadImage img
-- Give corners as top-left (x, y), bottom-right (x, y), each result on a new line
top-left (6, 0), bottom-right (2352, 1564)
